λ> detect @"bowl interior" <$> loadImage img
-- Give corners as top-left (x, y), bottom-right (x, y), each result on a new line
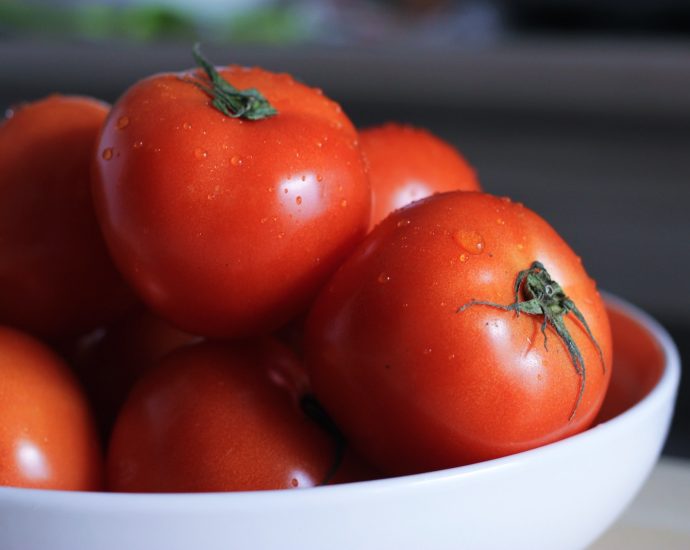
top-left (596, 300), bottom-right (668, 424)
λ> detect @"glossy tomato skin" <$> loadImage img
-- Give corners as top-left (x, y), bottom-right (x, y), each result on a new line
top-left (0, 326), bottom-right (102, 490)
top-left (107, 339), bottom-right (366, 492)
top-left (93, 67), bottom-right (371, 339)
top-left (306, 192), bottom-right (612, 476)
top-left (359, 123), bottom-right (480, 228)
top-left (0, 95), bottom-right (135, 340)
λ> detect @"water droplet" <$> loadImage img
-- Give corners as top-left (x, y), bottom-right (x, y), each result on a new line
top-left (116, 116), bottom-right (129, 129)
top-left (316, 174), bottom-right (323, 182)
top-left (459, 253), bottom-right (469, 263)
top-left (182, 122), bottom-right (192, 130)
top-left (316, 141), bottom-right (323, 148)
top-left (377, 272), bottom-right (390, 284)
top-left (260, 217), bottom-right (268, 224)
top-left (315, 88), bottom-right (323, 96)
top-left (132, 140), bottom-right (144, 149)
top-left (301, 175), bottom-right (306, 182)
top-left (284, 187), bottom-right (289, 194)
top-left (102, 148), bottom-right (113, 160)
top-left (423, 347), bottom-right (433, 355)
top-left (500, 196), bottom-right (511, 203)
top-left (194, 148), bottom-right (208, 160)
top-left (496, 218), bottom-right (505, 225)
top-left (230, 155), bottom-right (243, 166)
top-left (517, 243), bottom-right (524, 251)
top-left (295, 196), bottom-right (302, 205)
top-left (340, 199), bottom-right (348, 208)
top-left (453, 230), bottom-right (485, 255)
top-left (448, 353), bottom-right (456, 361)
top-left (277, 232), bottom-right (285, 239)
top-left (291, 478), bottom-right (299, 488)
top-left (397, 219), bottom-right (411, 228)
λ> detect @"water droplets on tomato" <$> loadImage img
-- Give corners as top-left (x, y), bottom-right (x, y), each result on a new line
top-left (194, 148), bottom-right (208, 160)
top-left (182, 122), bottom-right (192, 130)
top-left (230, 155), bottom-right (243, 166)
top-left (132, 140), bottom-right (144, 149)
top-left (102, 148), bottom-right (113, 160)
top-left (116, 116), bottom-right (129, 130)
top-left (377, 273), bottom-right (390, 284)
top-left (397, 219), bottom-right (411, 228)
top-left (295, 196), bottom-right (302, 205)
top-left (340, 199), bottom-right (348, 208)
top-left (453, 230), bottom-right (485, 255)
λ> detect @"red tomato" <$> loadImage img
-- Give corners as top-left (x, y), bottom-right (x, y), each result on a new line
top-left (0, 95), bottom-right (135, 340)
top-left (359, 123), bottom-right (480, 228)
top-left (305, 192), bottom-right (612, 476)
top-left (108, 339), bottom-right (373, 492)
top-left (92, 52), bottom-right (371, 339)
top-left (70, 306), bottom-right (200, 442)
top-left (0, 326), bottom-right (102, 490)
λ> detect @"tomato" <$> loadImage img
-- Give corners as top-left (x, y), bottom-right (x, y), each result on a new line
top-left (107, 339), bottom-right (374, 492)
top-left (92, 50), bottom-right (371, 339)
top-left (0, 95), bottom-right (135, 340)
top-left (359, 123), bottom-right (480, 228)
top-left (305, 191), bottom-right (612, 476)
top-left (0, 326), bottom-right (102, 490)
top-left (70, 306), bottom-right (200, 442)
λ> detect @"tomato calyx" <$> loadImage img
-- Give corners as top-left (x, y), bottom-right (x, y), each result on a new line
top-left (300, 394), bottom-right (346, 485)
top-left (189, 43), bottom-right (278, 121)
top-left (457, 261), bottom-right (606, 420)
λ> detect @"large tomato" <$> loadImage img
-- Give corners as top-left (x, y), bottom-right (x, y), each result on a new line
top-left (0, 95), bottom-right (134, 340)
top-left (107, 339), bottom-right (373, 492)
top-left (0, 326), bottom-right (102, 490)
top-left (92, 50), bottom-right (371, 339)
top-left (359, 123), bottom-right (480, 228)
top-left (305, 192), bottom-right (612, 476)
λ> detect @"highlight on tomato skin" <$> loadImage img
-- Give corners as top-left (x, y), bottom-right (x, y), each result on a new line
top-left (92, 50), bottom-right (372, 341)
top-left (359, 122), bottom-right (481, 229)
top-left (0, 326), bottom-right (103, 491)
top-left (107, 338), bottom-right (375, 493)
top-left (305, 191), bottom-right (612, 477)
top-left (0, 95), bottom-right (136, 341)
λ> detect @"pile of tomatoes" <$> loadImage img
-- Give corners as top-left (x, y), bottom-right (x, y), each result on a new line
top-left (0, 47), bottom-right (612, 493)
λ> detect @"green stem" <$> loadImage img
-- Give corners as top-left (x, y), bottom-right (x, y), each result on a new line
top-left (189, 43), bottom-right (277, 121)
top-left (457, 261), bottom-right (606, 420)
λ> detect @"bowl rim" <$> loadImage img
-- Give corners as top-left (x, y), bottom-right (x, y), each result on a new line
top-left (0, 291), bottom-right (680, 508)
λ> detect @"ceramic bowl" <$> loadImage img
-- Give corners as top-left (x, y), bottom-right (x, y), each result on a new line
top-left (0, 293), bottom-right (680, 550)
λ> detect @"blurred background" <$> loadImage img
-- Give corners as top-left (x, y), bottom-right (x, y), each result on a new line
top-left (1, 0), bottom-right (688, 455)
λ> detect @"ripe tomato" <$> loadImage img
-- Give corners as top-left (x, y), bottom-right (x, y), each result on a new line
top-left (0, 95), bottom-right (135, 340)
top-left (305, 192), bottom-right (612, 476)
top-left (70, 306), bottom-right (200, 442)
top-left (0, 326), bottom-right (102, 490)
top-left (107, 339), bottom-right (373, 492)
top-left (359, 123), bottom-right (480, 228)
top-left (92, 51), bottom-right (371, 339)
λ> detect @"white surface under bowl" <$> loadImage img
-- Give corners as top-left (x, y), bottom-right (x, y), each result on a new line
top-left (0, 294), bottom-right (680, 550)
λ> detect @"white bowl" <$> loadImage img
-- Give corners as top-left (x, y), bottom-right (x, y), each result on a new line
top-left (0, 293), bottom-right (680, 550)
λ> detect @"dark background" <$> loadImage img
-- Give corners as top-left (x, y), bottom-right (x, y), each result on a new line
top-left (1, 0), bottom-right (688, 456)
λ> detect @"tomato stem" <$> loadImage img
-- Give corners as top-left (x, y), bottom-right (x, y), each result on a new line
top-left (189, 43), bottom-right (277, 121)
top-left (300, 394), bottom-right (346, 485)
top-left (457, 261), bottom-right (605, 420)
